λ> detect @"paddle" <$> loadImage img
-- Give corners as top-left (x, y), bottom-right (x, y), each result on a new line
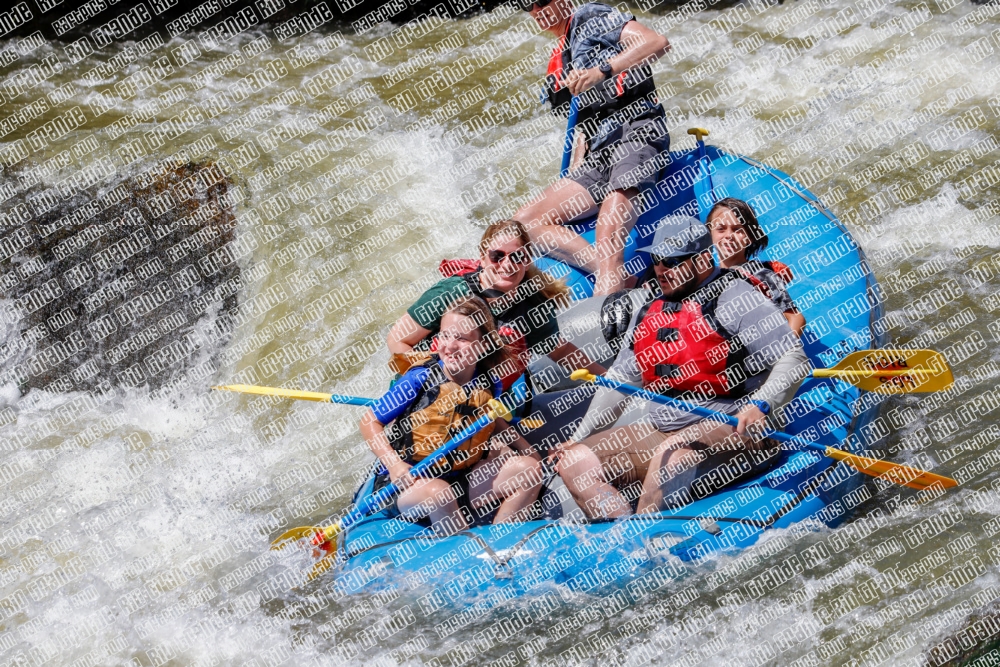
top-left (811, 349), bottom-right (954, 393)
top-left (212, 383), bottom-right (543, 429)
top-left (213, 383), bottom-right (373, 405)
top-left (688, 127), bottom-right (715, 202)
top-left (271, 398), bottom-right (514, 579)
top-left (559, 95), bottom-right (580, 178)
top-left (569, 370), bottom-right (957, 491)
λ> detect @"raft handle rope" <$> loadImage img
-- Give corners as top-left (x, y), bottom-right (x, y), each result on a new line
top-left (457, 531), bottom-right (514, 578)
top-left (734, 153), bottom-right (838, 226)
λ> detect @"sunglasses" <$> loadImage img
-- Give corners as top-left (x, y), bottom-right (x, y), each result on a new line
top-left (520, 0), bottom-right (552, 11)
top-left (651, 254), bottom-right (694, 269)
top-left (487, 248), bottom-right (530, 265)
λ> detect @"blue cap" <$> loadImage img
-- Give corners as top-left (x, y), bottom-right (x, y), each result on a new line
top-left (637, 215), bottom-right (712, 258)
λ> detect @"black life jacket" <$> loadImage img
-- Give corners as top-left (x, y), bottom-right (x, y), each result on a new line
top-left (460, 269), bottom-right (553, 345)
top-left (544, 14), bottom-right (661, 128)
top-left (734, 259), bottom-right (794, 300)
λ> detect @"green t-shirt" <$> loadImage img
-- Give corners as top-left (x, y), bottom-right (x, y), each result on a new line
top-left (406, 272), bottom-right (561, 356)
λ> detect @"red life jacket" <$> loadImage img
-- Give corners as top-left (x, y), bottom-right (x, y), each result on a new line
top-left (732, 265), bottom-right (772, 301)
top-left (765, 260), bottom-right (794, 285)
top-left (631, 273), bottom-right (751, 399)
top-left (439, 258), bottom-right (480, 277)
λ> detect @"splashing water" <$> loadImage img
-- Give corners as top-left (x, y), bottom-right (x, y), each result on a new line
top-left (1, 0), bottom-right (1000, 664)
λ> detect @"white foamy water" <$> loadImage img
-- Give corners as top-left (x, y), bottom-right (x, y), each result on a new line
top-left (2, 0), bottom-right (1000, 664)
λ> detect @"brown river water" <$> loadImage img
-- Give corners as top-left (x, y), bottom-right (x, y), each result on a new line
top-left (2, 0), bottom-right (1000, 664)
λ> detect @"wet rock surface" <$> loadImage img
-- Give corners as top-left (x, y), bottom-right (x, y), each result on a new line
top-left (0, 161), bottom-right (243, 394)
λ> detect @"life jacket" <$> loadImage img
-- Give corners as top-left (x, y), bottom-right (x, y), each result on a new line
top-left (385, 357), bottom-right (499, 475)
top-left (543, 16), bottom-right (660, 127)
top-left (439, 258), bottom-right (480, 278)
top-left (630, 271), bottom-right (752, 399)
top-left (732, 260), bottom-right (794, 306)
top-left (764, 260), bottom-right (794, 285)
top-left (433, 260), bottom-right (530, 390)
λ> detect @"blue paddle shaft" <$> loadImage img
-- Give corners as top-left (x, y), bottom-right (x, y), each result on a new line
top-left (339, 412), bottom-right (496, 532)
top-left (590, 375), bottom-right (821, 453)
top-left (695, 137), bottom-right (716, 208)
top-left (330, 394), bottom-right (375, 406)
top-left (560, 96), bottom-right (580, 178)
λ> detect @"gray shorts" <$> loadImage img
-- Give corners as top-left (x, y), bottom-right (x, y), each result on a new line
top-left (568, 116), bottom-right (671, 204)
top-left (649, 399), bottom-right (739, 433)
top-left (661, 445), bottom-right (781, 508)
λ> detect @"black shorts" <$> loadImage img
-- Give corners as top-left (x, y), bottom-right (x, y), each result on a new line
top-left (568, 115), bottom-right (671, 204)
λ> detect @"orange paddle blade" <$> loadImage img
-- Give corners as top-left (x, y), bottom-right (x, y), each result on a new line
top-left (823, 447), bottom-right (958, 490)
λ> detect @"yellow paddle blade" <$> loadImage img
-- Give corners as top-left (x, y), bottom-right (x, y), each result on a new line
top-left (271, 526), bottom-right (341, 582)
top-left (486, 398), bottom-right (513, 423)
top-left (830, 349), bottom-right (948, 372)
top-left (823, 447), bottom-right (958, 490)
top-left (814, 349), bottom-right (954, 393)
top-left (214, 384), bottom-right (333, 402)
top-left (812, 369), bottom-right (952, 393)
top-left (271, 525), bottom-right (322, 549)
top-left (271, 524), bottom-right (342, 548)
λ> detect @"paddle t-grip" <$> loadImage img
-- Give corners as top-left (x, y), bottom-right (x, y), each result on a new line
top-left (687, 127), bottom-right (710, 143)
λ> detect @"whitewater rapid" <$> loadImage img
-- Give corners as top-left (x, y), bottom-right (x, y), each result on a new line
top-left (2, 0), bottom-right (1000, 664)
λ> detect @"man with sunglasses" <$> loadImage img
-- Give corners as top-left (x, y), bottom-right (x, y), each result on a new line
top-left (514, 0), bottom-right (672, 296)
top-left (552, 216), bottom-right (810, 518)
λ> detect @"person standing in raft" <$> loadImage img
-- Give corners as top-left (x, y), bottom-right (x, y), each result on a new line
top-left (387, 219), bottom-right (605, 389)
top-left (362, 297), bottom-right (544, 536)
top-left (514, 0), bottom-right (672, 296)
top-left (552, 216), bottom-right (810, 518)
top-left (708, 197), bottom-right (806, 336)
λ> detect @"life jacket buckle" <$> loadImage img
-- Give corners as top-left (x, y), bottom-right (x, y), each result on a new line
top-left (654, 364), bottom-right (680, 379)
top-left (656, 327), bottom-right (680, 343)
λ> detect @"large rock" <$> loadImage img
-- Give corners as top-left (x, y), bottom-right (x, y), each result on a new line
top-left (0, 161), bottom-right (243, 394)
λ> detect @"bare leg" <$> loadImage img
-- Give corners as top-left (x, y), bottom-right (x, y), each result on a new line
top-left (492, 456), bottom-right (543, 523)
top-left (637, 446), bottom-right (704, 513)
top-left (555, 444), bottom-right (632, 519)
top-left (593, 188), bottom-right (639, 296)
top-left (397, 479), bottom-right (469, 536)
top-left (514, 179), bottom-right (598, 272)
top-left (467, 446), bottom-right (542, 524)
top-left (555, 422), bottom-right (666, 518)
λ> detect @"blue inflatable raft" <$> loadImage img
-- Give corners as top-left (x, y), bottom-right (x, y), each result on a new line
top-left (333, 137), bottom-right (887, 602)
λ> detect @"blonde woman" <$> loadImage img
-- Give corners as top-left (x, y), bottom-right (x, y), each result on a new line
top-left (387, 219), bottom-right (604, 386)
